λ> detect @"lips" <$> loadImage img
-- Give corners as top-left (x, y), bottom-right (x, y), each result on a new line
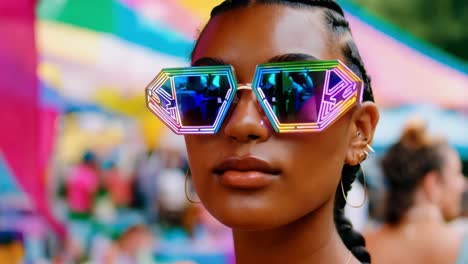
top-left (214, 156), bottom-right (280, 175)
top-left (213, 156), bottom-right (281, 189)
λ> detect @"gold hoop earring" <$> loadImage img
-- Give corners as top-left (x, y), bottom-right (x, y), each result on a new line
top-left (341, 163), bottom-right (368, 208)
top-left (184, 169), bottom-right (200, 203)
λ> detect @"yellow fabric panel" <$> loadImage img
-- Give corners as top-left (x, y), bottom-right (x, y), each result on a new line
top-left (175, 0), bottom-right (224, 22)
top-left (36, 21), bottom-right (99, 65)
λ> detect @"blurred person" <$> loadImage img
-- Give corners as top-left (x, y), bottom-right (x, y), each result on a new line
top-left (104, 161), bottom-right (133, 209)
top-left (156, 167), bottom-right (191, 238)
top-left (0, 231), bottom-right (24, 264)
top-left (65, 150), bottom-right (100, 260)
top-left (145, 1), bottom-right (380, 263)
top-left (133, 129), bottom-right (187, 222)
top-left (365, 118), bottom-right (467, 264)
top-left (66, 150), bottom-right (100, 215)
top-left (154, 130), bottom-right (190, 234)
top-left (99, 224), bottom-right (155, 264)
top-left (133, 149), bottom-right (161, 220)
top-left (94, 224), bottom-right (196, 264)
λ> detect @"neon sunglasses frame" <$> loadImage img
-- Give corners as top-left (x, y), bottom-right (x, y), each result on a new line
top-left (145, 60), bottom-right (363, 134)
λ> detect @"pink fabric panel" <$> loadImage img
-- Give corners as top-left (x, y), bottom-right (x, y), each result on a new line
top-left (347, 14), bottom-right (468, 109)
top-left (0, 0), bottom-right (65, 239)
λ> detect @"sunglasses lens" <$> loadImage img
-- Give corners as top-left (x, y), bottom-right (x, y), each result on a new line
top-left (148, 61), bottom-right (361, 134)
top-left (258, 70), bottom-right (326, 123)
top-left (174, 74), bottom-right (232, 126)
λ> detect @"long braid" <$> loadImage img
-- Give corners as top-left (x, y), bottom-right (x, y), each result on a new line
top-left (198, 1), bottom-right (374, 263)
top-left (318, 5), bottom-right (373, 263)
top-left (335, 164), bottom-right (371, 263)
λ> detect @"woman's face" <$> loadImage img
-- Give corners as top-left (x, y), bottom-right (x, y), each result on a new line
top-left (186, 4), bottom-right (373, 229)
top-left (438, 147), bottom-right (466, 220)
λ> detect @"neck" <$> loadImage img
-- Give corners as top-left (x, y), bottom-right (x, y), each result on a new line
top-left (232, 199), bottom-right (353, 264)
top-left (401, 203), bottom-right (444, 225)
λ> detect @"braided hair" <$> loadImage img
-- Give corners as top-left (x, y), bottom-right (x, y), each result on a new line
top-left (193, 1), bottom-right (374, 263)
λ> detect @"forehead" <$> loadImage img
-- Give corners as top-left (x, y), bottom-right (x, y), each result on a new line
top-left (192, 4), bottom-right (337, 82)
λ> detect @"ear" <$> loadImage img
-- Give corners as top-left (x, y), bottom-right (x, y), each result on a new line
top-left (345, 102), bottom-right (379, 166)
top-left (422, 171), bottom-right (443, 204)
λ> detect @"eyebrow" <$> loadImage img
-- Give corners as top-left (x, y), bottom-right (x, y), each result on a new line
top-left (267, 53), bottom-right (319, 63)
top-left (192, 53), bottom-right (318, 66)
top-left (192, 57), bottom-right (227, 66)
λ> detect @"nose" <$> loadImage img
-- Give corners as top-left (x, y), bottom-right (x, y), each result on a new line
top-left (223, 88), bottom-right (270, 143)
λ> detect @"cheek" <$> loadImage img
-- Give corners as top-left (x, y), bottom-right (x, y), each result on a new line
top-left (277, 125), bottom-right (350, 205)
top-left (445, 175), bottom-right (465, 198)
top-left (440, 176), bottom-right (463, 212)
top-left (281, 153), bottom-right (344, 212)
top-left (184, 135), bottom-right (223, 200)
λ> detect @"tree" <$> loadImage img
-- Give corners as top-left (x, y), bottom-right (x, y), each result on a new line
top-left (348, 0), bottom-right (468, 62)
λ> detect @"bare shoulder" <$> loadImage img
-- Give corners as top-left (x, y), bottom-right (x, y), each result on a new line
top-left (363, 225), bottom-right (464, 264)
top-left (363, 226), bottom-right (390, 252)
top-left (423, 226), bottom-right (463, 263)
top-left (363, 225), bottom-right (389, 243)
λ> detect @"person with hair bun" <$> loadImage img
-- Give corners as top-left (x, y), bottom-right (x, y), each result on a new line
top-left (365, 117), bottom-right (467, 264)
top-left (146, 0), bottom-right (380, 263)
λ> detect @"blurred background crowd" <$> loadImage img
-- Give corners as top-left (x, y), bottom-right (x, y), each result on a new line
top-left (0, 0), bottom-right (467, 263)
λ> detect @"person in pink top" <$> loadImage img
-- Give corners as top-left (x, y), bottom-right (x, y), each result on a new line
top-left (65, 151), bottom-right (100, 260)
top-left (66, 151), bottom-right (100, 215)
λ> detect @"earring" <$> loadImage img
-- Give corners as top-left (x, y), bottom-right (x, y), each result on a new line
top-left (341, 162), bottom-right (368, 208)
top-left (360, 143), bottom-right (375, 161)
top-left (366, 143), bottom-right (375, 154)
top-left (184, 169), bottom-right (200, 203)
top-left (360, 151), bottom-right (369, 161)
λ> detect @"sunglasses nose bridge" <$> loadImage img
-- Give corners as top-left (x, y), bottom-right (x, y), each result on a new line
top-left (235, 82), bottom-right (264, 112)
top-left (237, 83), bottom-right (252, 90)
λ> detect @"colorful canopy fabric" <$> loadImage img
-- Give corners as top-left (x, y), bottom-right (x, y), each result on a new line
top-left (0, 0), bottom-right (66, 238)
top-left (36, 0), bottom-right (468, 156)
top-left (37, 0), bottom-right (468, 110)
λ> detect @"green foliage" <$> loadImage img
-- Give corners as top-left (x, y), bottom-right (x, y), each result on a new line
top-left (349, 0), bottom-right (468, 61)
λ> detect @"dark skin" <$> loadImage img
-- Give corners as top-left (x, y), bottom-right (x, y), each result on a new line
top-left (186, 4), bottom-right (379, 264)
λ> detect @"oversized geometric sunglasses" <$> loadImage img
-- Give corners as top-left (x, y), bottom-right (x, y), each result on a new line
top-left (145, 60), bottom-right (363, 134)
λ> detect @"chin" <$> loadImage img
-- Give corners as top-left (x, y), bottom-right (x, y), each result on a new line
top-left (443, 208), bottom-right (461, 221)
top-left (207, 205), bottom-right (289, 231)
top-left (219, 218), bottom-right (284, 231)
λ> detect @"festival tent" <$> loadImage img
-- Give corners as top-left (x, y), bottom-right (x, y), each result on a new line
top-left (36, 0), bottom-right (468, 156)
top-left (36, 0), bottom-right (467, 109)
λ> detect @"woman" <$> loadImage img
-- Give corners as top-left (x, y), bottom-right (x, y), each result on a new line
top-left (365, 119), bottom-right (467, 264)
top-left (146, 0), bottom-right (379, 263)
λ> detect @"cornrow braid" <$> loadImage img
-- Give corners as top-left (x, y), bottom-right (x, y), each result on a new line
top-left (324, 8), bottom-right (375, 102)
top-left (211, 0), bottom-right (250, 17)
top-left (195, 1), bottom-right (374, 263)
top-left (257, 0), bottom-right (344, 16)
top-left (211, 0), bottom-right (344, 17)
